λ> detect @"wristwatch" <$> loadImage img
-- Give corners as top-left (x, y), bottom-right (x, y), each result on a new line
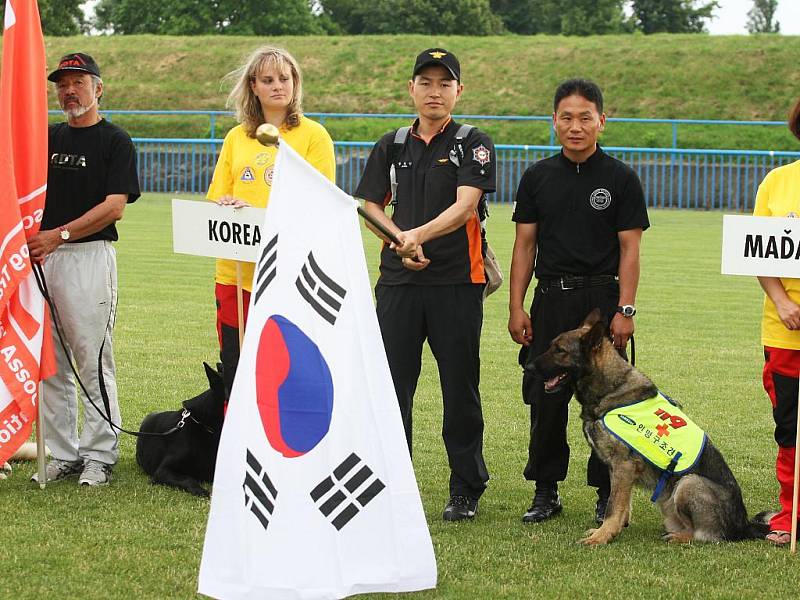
top-left (58, 226), bottom-right (70, 241)
top-left (616, 305), bottom-right (636, 317)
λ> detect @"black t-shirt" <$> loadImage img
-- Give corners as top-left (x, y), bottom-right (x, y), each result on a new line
top-left (43, 119), bottom-right (141, 242)
top-left (512, 147), bottom-right (649, 278)
top-left (355, 120), bottom-right (496, 285)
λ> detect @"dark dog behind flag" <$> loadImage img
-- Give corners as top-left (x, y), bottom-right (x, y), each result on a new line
top-left (136, 363), bottom-right (226, 497)
top-left (533, 309), bottom-right (770, 545)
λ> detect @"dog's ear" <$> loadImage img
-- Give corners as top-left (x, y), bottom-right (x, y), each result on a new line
top-left (580, 319), bottom-right (607, 355)
top-left (580, 308), bottom-right (603, 330)
top-left (183, 363), bottom-right (226, 422)
top-left (204, 362), bottom-right (226, 401)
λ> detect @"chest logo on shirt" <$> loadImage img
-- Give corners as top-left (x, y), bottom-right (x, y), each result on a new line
top-left (255, 152), bottom-right (271, 167)
top-left (786, 212), bottom-right (798, 218)
top-left (264, 166), bottom-right (275, 186)
top-left (472, 145), bottom-right (491, 166)
top-left (50, 153), bottom-right (86, 169)
top-left (240, 167), bottom-right (255, 182)
top-left (589, 188), bottom-right (612, 211)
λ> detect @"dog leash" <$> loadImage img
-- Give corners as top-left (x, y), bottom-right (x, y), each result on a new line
top-left (34, 263), bottom-right (200, 439)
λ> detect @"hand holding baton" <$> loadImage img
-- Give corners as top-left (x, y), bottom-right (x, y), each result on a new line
top-left (255, 123), bottom-right (406, 249)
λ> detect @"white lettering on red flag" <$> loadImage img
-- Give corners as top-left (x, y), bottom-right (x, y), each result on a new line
top-left (198, 143), bottom-right (437, 599)
top-left (0, 0), bottom-right (55, 464)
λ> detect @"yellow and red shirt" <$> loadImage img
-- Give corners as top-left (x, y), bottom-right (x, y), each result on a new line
top-left (753, 159), bottom-right (800, 349)
top-left (207, 116), bottom-right (335, 290)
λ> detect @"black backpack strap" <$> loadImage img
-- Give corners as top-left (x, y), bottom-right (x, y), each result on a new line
top-left (388, 126), bottom-right (412, 207)
top-left (394, 125), bottom-right (411, 144)
top-left (448, 124), bottom-right (475, 167)
top-left (389, 126), bottom-right (411, 165)
top-left (449, 124), bottom-right (489, 226)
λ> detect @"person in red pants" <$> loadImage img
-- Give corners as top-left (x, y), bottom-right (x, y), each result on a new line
top-left (754, 97), bottom-right (800, 546)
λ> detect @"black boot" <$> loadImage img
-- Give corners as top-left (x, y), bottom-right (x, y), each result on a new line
top-left (522, 482), bottom-right (562, 523)
top-left (442, 495), bottom-right (479, 522)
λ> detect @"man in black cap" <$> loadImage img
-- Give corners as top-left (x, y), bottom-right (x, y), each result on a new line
top-left (355, 48), bottom-right (494, 521)
top-left (28, 53), bottom-right (140, 487)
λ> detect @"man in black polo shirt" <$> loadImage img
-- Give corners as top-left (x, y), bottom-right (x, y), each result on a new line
top-left (356, 48), bottom-right (495, 521)
top-left (508, 79), bottom-right (649, 524)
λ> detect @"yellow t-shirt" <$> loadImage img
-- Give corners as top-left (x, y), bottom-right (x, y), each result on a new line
top-left (206, 116), bottom-right (336, 290)
top-left (753, 159), bottom-right (800, 349)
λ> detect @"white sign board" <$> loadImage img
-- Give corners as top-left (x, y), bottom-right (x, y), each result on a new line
top-left (172, 198), bottom-right (265, 263)
top-left (722, 215), bottom-right (800, 278)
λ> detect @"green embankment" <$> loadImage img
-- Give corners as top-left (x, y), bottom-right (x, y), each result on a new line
top-left (4, 34), bottom-right (800, 149)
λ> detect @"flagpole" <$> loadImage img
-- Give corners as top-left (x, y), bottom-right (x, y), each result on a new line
top-left (236, 262), bottom-right (244, 351)
top-left (36, 384), bottom-right (46, 490)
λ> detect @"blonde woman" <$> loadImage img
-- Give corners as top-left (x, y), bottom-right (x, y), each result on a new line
top-left (207, 46), bottom-right (335, 396)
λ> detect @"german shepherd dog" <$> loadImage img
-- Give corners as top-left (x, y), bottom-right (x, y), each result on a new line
top-left (136, 362), bottom-right (226, 497)
top-left (533, 309), bottom-right (769, 545)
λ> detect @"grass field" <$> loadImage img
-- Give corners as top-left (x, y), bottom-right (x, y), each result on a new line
top-left (6, 33), bottom-right (797, 149)
top-left (2, 198), bottom-right (799, 599)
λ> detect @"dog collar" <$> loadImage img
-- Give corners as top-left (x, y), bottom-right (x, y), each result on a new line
top-left (177, 408), bottom-right (216, 435)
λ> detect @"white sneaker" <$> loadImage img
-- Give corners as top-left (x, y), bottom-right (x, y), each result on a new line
top-left (79, 460), bottom-right (112, 487)
top-left (31, 458), bottom-right (83, 483)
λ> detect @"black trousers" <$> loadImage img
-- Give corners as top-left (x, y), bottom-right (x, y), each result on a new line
top-left (375, 283), bottom-right (489, 499)
top-left (521, 281), bottom-right (621, 491)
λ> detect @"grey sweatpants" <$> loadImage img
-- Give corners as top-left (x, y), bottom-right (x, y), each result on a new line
top-left (41, 241), bottom-right (120, 465)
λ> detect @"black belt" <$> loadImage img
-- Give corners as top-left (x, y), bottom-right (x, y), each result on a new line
top-left (537, 274), bottom-right (618, 292)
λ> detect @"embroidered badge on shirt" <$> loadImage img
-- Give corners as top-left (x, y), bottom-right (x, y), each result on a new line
top-left (240, 167), bottom-right (255, 182)
top-left (472, 145), bottom-right (491, 166)
top-left (264, 166), bottom-right (275, 186)
top-left (255, 152), bottom-right (270, 167)
top-left (589, 188), bottom-right (612, 211)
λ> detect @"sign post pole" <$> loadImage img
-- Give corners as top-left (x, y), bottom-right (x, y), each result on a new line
top-left (236, 262), bottom-right (244, 351)
top-left (792, 394), bottom-right (800, 553)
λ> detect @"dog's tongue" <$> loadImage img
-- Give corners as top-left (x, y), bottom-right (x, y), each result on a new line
top-left (544, 374), bottom-right (565, 391)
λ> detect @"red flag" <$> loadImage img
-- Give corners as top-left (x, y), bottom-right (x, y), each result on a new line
top-left (0, 0), bottom-right (55, 464)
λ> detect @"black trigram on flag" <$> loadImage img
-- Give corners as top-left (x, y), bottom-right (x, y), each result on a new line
top-left (243, 449), bottom-right (278, 531)
top-left (295, 252), bottom-right (347, 325)
top-left (254, 234), bottom-right (278, 304)
top-left (310, 453), bottom-right (385, 530)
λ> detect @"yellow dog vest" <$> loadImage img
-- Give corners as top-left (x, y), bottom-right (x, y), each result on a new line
top-left (601, 392), bottom-right (706, 475)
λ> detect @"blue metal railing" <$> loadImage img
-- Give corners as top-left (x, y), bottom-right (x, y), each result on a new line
top-left (131, 138), bottom-right (800, 212)
top-left (307, 113), bottom-right (787, 149)
top-left (51, 109), bottom-right (788, 149)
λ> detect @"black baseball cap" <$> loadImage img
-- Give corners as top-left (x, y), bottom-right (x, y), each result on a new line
top-left (412, 48), bottom-right (460, 82)
top-left (48, 53), bottom-right (101, 82)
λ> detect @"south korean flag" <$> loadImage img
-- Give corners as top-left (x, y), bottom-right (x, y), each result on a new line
top-left (199, 142), bottom-right (436, 600)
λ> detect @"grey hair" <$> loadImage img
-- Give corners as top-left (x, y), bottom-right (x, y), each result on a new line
top-left (91, 74), bottom-right (103, 105)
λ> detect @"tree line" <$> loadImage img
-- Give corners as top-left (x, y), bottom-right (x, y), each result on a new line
top-left (11, 0), bottom-right (783, 37)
